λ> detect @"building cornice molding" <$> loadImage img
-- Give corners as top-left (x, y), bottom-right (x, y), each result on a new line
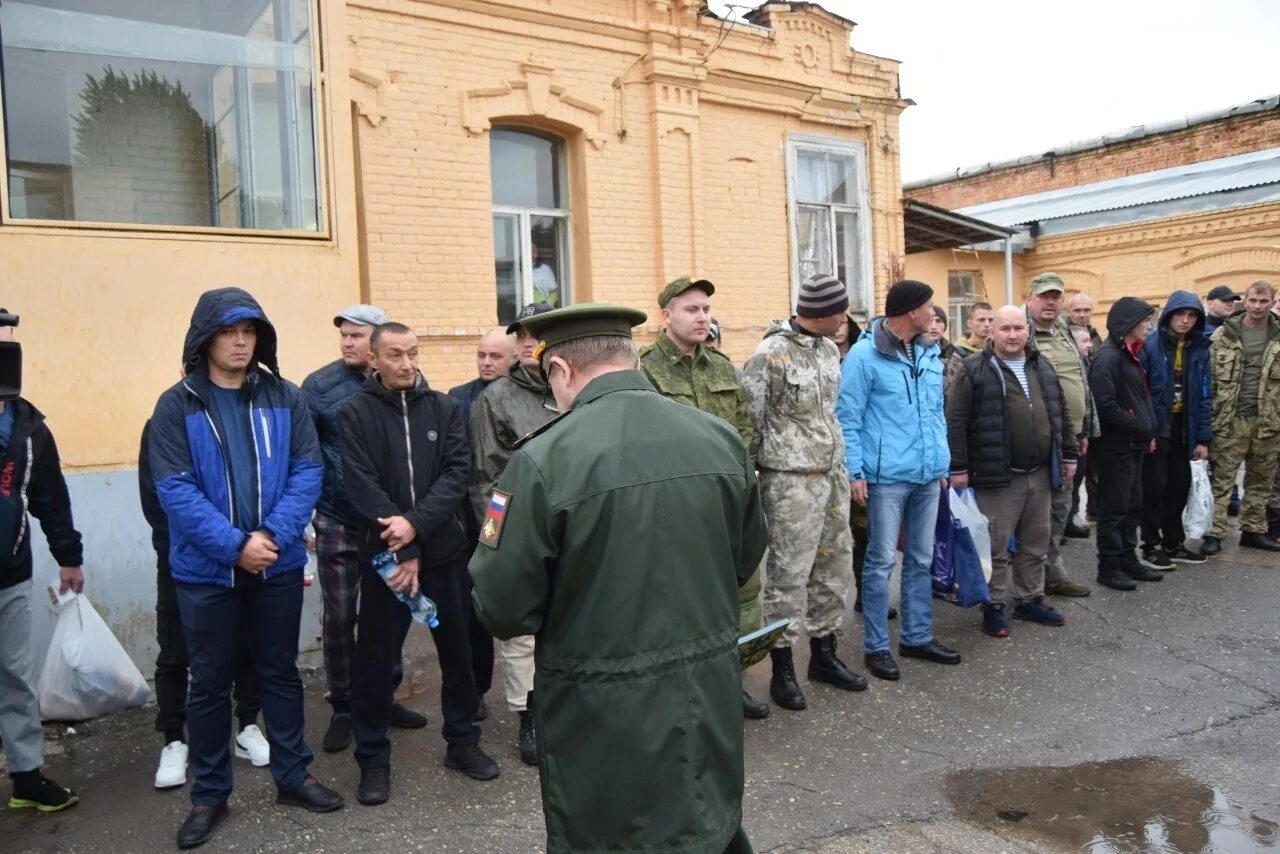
top-left (1030, 203), bottom-right (1280, 258)
top-left (462, 61), bottom-right (608, 149)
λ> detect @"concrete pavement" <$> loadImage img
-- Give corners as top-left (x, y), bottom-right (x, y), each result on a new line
top-left (4, 531), bottom-right (1279, 852)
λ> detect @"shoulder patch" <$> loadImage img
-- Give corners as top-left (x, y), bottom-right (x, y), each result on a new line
top-left (479, 490), bottom-right (512, 548)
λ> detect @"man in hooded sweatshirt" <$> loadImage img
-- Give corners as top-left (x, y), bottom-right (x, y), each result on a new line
top-left (148, 288), bottom-right (342, 849)
top-left (1086, 297), bottom-right (1160, 591)
top-left (1137, 291), bottom-right (1213, 567)
top-left (468, 302), bottom-right (559, 763)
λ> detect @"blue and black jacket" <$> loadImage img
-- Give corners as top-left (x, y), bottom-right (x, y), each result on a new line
top-left (148, 288), bottom-right (322, 587)
top-left (1139, 289), bottom-right (1213, 454)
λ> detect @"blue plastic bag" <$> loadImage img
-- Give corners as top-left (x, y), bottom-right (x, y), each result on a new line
top-left (932, 487), bottom-right (992, 608)
top-left (931, 486), bottom-right (955, 595)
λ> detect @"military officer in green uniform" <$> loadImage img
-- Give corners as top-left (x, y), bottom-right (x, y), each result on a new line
top-left (638, 276), bottom-right (769, 720)
top-left (470, 303), bottom-right (769, 854)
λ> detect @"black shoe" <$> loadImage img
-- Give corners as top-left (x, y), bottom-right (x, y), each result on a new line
top-left (981, 604), bottom-right (1009, 638)
top-left (1241, 531), bottom-right (1280, 552)
top-left (864, 650), bottom-right (900, 681)
top-left (276, 777), bottom-right (344, 813)
top-left (517, 711), bottom-right (538, 766)
top-left (742, 690), bottom-right (770, 720)
top-left (853, 598), bottom-right (898, 619)
top-left (1228, 499), bottom-right (1240, 517)
top-left (1167, 546), bottom-right (1207, 564)
top-left (357, 766), bottom-right (390, 806)
top-left (1096, 564), bottom-right (1137, 591)
top-left (768, 647), bottom-right (807, 710)
top-left (1122, 559), bottom-right (1163, 582)
top-left (7, 770), bottom-right (78, 813)
top-left (807, 635), bottom-right (868, 692)
top-left (474, 695), bottom-right (489, 722)
top-left (389, 702), bottom-right (427, 729)
top-left (1200, 535), bottom-right (1222, 556)
top-left (322, 712), bottom-right (353, 753)
top-left (176, 803), bottom-right (228, 849)
top-left (1139, 547), bottom-right (1174, 571)
top-left (445, 743), bottom-right (501, 781)
top-left (1064, 522), bottom-right (1092, 539)
top-left (899, 640), bottom-right (962, 665)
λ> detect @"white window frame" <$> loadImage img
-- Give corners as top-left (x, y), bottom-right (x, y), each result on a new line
top-left (948, 270), bottom-right (980, 335)
top-left (490, 205), bottom-right (571, 306)
top-left (785, 134), bottom-right (875, 316)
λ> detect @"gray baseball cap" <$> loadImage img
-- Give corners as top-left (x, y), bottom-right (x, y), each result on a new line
top-left (333, 304), bottom-right (390, 328)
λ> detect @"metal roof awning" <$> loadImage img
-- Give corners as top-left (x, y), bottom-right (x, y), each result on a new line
top-left (903, 198), bottom-right (1017, 254)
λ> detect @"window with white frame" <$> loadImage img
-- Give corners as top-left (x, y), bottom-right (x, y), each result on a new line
top-left (787, 136), bottom-right (872, 316)
top-left (490, 129), bottom-right (570, 325)
top-left (0, 0), bottom-right (323, 231)
top-left (948, 271), bottom-right (980, 333)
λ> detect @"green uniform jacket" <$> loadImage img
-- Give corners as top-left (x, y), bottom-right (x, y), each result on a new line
top-left (1210, 313), bottom-right (1280, 440)
top-left (469, 370), bottom-right (770, 854)
top-left (639, 331), bottom-right (761, 635)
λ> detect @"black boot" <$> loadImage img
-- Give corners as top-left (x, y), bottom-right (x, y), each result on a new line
top-left (742, 690), bottom-right (770, 720)
top-left (1096, 560), bottom-right (1137, 591)
top-left (1121, 555), bottom-right (1163, 582)
top-left (517, 711), bottom-right (538, 766)
top-left (176, 804), bottom-right (228, 849)
top-left (1241, 531), bottom-right (1280, 552)
top-left (768, 647), bottom-right (806, 711)
top-left (807, 635), bottom-right (868, 692)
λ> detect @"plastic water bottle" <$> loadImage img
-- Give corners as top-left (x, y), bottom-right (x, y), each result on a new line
top-left (371, 551), bottom-right (439, 628)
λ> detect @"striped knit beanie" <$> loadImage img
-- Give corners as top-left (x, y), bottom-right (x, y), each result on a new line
top-left (796, 273), bottom-right (849, 318)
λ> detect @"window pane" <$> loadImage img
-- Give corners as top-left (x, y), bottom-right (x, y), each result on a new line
top-left (530, 215), bottom-right (566, 308)
top-left (0, 0), bottom-right (321, 230)
top-left (796, 149), bottom-right (855, 205)
top-left (834, 211), bottom-right (863, 314)
top-left (796, 204), bottom-right (832, 284)
top-left (493, 214), bottom-right (523, 325)
top-left (491, 130), bottom-right (563, 209)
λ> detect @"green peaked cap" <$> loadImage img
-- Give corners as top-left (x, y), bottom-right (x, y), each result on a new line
top-left (525, 303), bottom-right (648, 362)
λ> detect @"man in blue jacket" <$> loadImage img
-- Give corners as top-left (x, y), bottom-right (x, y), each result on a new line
top-left (1137, 291), bottom-right (1213, 567)
top-left (149, 288), bottom-right (342, 849)
top-left (837, 281), bottom-right (961, 682)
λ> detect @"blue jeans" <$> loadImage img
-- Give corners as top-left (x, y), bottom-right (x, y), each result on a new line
top-left (176, 568), bottom-right (313, 806)
top-left (862, 481), bottom-right (940, 654)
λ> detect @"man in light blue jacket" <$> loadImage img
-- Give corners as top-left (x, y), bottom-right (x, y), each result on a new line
top-left (837, 280), bottom-right (962, 682)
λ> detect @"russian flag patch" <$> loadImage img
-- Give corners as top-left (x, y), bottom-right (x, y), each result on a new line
top-left (479, 490), bottom-right (511, 548)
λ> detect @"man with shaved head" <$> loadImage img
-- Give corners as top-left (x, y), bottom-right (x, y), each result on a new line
top-left (947, 306), bottom-right (1077, 639)
top-left (449, 328), bottom-right (516, 424)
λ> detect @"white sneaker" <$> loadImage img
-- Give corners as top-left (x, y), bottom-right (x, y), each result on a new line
top-left (234, 724), bottom-right (270, 767)
top-left (155, 740), bottom-right (188, 789)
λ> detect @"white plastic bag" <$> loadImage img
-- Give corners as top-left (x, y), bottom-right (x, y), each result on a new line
top-left (949, 488), bottom-right (993, 582)
top-left (37, 593), bottom-right (151, 721)
top-left (1182, 459), bottom-right (1213, 541)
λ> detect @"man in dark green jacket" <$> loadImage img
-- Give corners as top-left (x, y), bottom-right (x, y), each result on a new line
top-left (470, 304), bottom-right (769, 854)
top-left (639, 275), bottom-right (767, 720)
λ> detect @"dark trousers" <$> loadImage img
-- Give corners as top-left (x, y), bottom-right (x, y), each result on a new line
top-left (469, 594), bottom-right (494, 696)
top-left (1095, 440), bottom-right (1144, 568)
top-left (155, 550), bottom-right (260, 740)
top-left (1141, 419), bottom-right (1190, 551)
top-left (1071, 450), bottom-right (1099, 519)
top-left (848, 500), bottom-right (869, 607)
top-left (175, 569), bottom-right (313, 806)
top-left (352, 555), bottom-right (481, 769)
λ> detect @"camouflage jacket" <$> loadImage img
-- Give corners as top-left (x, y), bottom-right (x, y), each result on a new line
top-left (468, 362), bottom-right (560, 522)
top-left (1210, 313), bottom-right (1280, 440)
top-left (1025, 308), bottom-right (1100, 440)
top-left (638, 331), bottom-right (753, 450)
top-left (741, 319), bottom-right (846, 473)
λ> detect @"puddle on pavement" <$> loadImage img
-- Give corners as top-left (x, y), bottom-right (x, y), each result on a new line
top-left (946, 757), bottom-right (1278, 852)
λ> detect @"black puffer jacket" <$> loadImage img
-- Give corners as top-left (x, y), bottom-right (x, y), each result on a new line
top-left (0, 399), bottom-right (82, 589)
top-left (338, 373), bottom-right (471, 564)
top-left (947, 346), bottom-right (1075, 488)
top-left (1089, 297), bottom-right (1157, 448)
top-left (302, 359), bottom-right (368, 526)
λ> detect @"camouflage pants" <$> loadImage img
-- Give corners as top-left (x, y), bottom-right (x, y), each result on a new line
top-left (1210, 415), bottom-right (1280, 537)
top-left (759, 469), bottom-right (853, 648)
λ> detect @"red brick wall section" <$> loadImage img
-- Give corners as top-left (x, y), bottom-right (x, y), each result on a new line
top-left (909, 110), bottom-right (1280, 210)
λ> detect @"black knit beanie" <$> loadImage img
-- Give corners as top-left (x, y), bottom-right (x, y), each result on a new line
top-left (885, 280), bottom-right (933, 317)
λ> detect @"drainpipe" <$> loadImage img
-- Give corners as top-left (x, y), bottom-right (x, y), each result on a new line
top-left (1004, 237), bottom-right (1014, 304)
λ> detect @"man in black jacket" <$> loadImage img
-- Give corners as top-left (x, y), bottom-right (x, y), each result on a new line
top-left (948, 306), bottom-right (1077, 638)
top-left (339, 322), bottom-right (499, 806)
top-left (0, 313), bottom-right (83, 814)
top-left (1088, 297), bottom-right (1160, 591)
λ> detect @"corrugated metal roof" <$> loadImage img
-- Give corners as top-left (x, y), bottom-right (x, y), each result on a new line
top-left (957, 147), bottom-right (1280, 227)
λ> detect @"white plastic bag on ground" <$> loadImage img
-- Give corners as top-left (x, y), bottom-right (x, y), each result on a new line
top-left (1183, 459), bottom-right (1213, 541)
top-left (37, 592), bottom-right (151, 721)
top-left (949, 488), bottom-right (993, 582)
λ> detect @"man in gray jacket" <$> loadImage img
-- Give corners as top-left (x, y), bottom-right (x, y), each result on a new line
top-left (468, 302), bottom-right (559, 765)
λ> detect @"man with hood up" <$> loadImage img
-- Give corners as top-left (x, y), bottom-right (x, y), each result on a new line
top-left (148, 288), bottom-right (341, 849)
top-left (468, 301), bottom-right (559, 764)
top-left (1137, 291), bottom-right (1213, 567)
top-left (1087, 296), bottom-right (1161, 591)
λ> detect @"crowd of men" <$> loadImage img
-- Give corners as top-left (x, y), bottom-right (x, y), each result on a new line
top-left (1, 272), bottom-right (1278, 853)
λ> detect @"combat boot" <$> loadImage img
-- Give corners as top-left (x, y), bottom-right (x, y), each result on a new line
top-left (807, 635), bottom-right (868, 692)
top-left (769, 647), bottom-right (806, 711)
